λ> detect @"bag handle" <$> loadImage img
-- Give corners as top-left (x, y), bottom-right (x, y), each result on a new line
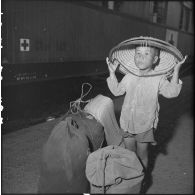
top-left (102, 153), bottom-right (110, 194)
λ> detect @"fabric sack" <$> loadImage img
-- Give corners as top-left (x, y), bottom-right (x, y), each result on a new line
top-left (38, 112), bottom-right (104, 193)
top-left (85, 145), bottom-right (144, 194)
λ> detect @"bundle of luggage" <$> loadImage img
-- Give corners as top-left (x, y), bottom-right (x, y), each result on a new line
top-left (86, 144), bottom-right (144, 194)
top-left (38, 94), bottom-right (144, 194)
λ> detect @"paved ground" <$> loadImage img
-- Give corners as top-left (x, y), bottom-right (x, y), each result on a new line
top-left (1, 74), bottom-right (193, 194)
top-left (113, 75), bottom-right (193, 194)
top-left (146, 75), bottom-right (193, 194)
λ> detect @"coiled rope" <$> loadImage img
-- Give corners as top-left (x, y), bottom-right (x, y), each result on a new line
top-left (69, 82), bottom-right (92, 114)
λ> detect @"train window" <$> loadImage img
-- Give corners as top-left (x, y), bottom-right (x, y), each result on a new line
top-left (152, 1), bottom-right (168, 24)
top-left (102, 0), bottom-right (123, 11)
top-left (179, 2), bottom-right (193, 32)
top-left (184, 8), bottom-right (190, 31)
top-left (85, 0), bottom-right (123, 11)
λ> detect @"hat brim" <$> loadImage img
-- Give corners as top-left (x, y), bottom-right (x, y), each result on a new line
top-left (109, 37), bottom-right (184, 76)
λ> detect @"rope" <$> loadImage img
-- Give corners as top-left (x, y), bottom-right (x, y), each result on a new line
top-left (69, 82), bottom-right (92, 114)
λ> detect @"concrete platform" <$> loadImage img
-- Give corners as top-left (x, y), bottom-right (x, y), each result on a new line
top-left (2, 75), bottom-right (193, 194)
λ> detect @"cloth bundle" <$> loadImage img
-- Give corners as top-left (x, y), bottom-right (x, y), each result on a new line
top-left (38, 112), bottom-right (104, 193)
top-left (85, 145), bottom-right (144, 194)
top-left (84, 94), bottom-right (124, 146)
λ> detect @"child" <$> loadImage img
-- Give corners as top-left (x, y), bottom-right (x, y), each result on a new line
top-left (106, 36), bottom-right (187, 172)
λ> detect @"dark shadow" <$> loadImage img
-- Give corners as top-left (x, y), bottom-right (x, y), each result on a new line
top-left (141, 77), bottom-right (193, 193)
top-left (1, 74), bottom-right (111, 134)
top-left (110, 74), bottom-right (193, 194)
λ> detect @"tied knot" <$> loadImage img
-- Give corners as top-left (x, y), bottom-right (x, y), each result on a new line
top-left (69, 82), bottom-right (92, 114)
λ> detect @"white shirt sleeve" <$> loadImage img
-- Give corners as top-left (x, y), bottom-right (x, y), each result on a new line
top-left (159, 76), bottom-right (183, 98)
top-left (106, 74), bottom-right (128, 96)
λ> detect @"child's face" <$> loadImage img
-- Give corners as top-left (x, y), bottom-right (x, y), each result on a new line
top-left (134, 46), bottom-right (158, 71)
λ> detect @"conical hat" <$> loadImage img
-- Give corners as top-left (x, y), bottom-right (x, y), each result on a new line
top-left (108, 36), bottom-right (184, 76)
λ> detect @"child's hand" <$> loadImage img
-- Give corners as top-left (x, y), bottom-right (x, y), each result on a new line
top-left (106, 57), bottom-right (119, 73)
top-left (174, 55), bottom-right (188, 73)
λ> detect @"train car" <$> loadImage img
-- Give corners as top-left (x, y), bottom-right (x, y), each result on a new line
top-left (1, 0), bottom-right (194, 86)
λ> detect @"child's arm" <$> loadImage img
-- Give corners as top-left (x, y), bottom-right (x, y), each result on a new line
top-left (106, 57), bottom-right (126, 96)
top-left (170, 56), bottom-right (188, 84)
top-left (159, 56), bottom-right (187, 98)
top-left (106, 57), bottom-right (118, 76)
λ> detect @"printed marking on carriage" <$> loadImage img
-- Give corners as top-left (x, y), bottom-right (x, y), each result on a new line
top-left (20, 38), bottom-right (30, 51)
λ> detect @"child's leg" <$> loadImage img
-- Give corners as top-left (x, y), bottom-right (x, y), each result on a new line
top-left (123, 136), bottom-right (136, 152)
top-left (136, 142), bottom-right (149, 171)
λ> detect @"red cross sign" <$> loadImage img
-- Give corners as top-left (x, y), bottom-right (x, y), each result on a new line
top-left (20, 38), bottom-right (30, 51)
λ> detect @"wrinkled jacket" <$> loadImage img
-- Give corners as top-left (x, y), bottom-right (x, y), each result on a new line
top-left (107, 73), bottom-right (182, 134)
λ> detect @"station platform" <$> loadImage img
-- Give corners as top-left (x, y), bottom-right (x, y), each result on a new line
top-left (2, 73), bottom-right (193, 194)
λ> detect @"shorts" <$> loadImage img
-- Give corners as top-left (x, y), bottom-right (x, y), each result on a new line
top-left (123, 129), bottom-right (157, 145)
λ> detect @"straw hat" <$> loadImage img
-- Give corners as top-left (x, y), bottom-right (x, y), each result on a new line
top-left (108, 36), bottom-right (184, 76)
